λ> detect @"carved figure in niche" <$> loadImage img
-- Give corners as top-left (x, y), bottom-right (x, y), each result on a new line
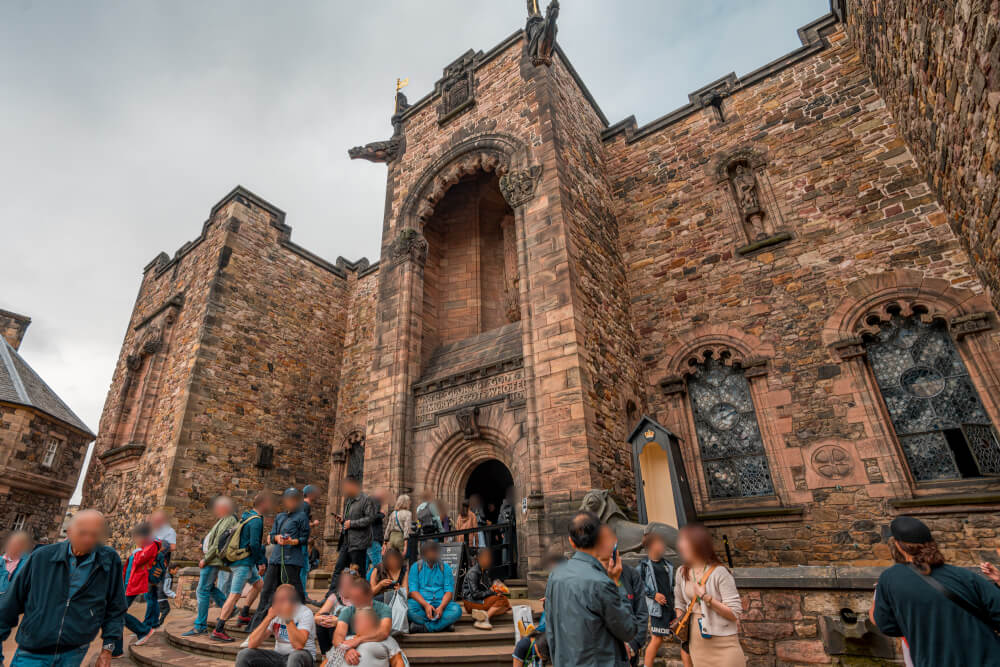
top-left (525, 0), bottom-right (559, 66)
top-left (579, 489), bottom-right (677, 558)
top-left (728, 162), bottom-right (773, 241)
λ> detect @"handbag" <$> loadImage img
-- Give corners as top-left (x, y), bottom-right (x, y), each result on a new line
top-left (907, 564), bottom-right (1000, 636)
top-left (672, 564), bottom-right (717, 643)
top-left (388, 588), bottom-right (410, 635)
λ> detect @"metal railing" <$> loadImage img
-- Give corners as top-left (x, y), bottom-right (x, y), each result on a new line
top-left (408, 521), bottom-right (517, 580)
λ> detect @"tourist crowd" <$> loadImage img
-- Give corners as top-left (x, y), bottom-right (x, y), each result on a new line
top-left (0, 475), bottom-right (997, 667)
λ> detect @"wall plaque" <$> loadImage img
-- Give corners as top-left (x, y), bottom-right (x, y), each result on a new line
top-left (414, 368), bottom-right (526, 427)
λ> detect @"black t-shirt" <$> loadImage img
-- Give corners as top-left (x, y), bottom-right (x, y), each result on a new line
top-left (651, 561), bottom-right (670, 595)
top-left (873, 563), bottom-right (1000, 667)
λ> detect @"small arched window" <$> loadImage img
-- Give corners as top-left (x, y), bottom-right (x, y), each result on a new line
top-left (864, 311), bottom-right (1000, 481)
top-left (687, 355), bottom-right (775, 498)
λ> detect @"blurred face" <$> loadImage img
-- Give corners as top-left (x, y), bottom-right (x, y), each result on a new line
top-left (133, 531), bottom-right (149, 547)
top-left (67, 511), bottom-right (105, 555)
top-left (353, 610), bottom-right (378, 636)
top-left (272, 585), bottom-right (297, 617)
top-left (423, 543), bottom-right (440, 565)
top-left (4, 533), bottom-right (28, 559)
top-left (352, 583), bottom-right (374, 607)
top-left (337, 572), bottom-right (355, 600)
top-left (344, 480), bottom-right (360, 498)
top-left (477, 549), bottom-right (493, 569)
top-left (282, 495), bottom-right (301, 512)
top-left (214, 499), bottom-right (233, 519)
top-left (149, 510), bottom-right (167, 529)
top-left (257, 496), bottom-right (274, 515)
top-left (677, 531), bottom-right (697, 565)
top-left (647, 534), bottom-right (666, 560)
top-left (595, 524), bottom-right (616, 562)
top-left (385, 551), bottom-right (402, 572)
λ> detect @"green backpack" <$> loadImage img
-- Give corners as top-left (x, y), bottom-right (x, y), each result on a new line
top-left (219, 514), bottom-right (261, 565)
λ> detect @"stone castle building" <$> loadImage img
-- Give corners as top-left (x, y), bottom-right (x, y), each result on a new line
top-left (0, 310), bottom-right (94, 541)
top-left (85, 0), bottom-right (1000, 593)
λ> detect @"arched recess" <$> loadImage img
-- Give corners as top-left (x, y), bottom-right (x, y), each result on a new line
top-left (398, 134), bottom-right (532, 231)
top-left (823, 270), bottom-right (1000, 494)
top-left (423, 426), bottom-right (517, 514)
top-left (655, 326), bottom-right (792, 511)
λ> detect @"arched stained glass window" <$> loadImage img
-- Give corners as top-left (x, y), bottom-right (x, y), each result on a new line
top-left (865, 313), bottom-right (1000, 481)
top-left (687, 356), bottom-right (775, 498)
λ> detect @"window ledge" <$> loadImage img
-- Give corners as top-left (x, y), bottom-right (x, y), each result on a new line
top-left (697, 505), bottom-right (805, 522)
top-left (891, 491), bottom-right (1000, 509)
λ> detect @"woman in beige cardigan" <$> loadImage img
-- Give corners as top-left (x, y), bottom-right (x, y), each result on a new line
top-left (672, 524), bottom-right (746, 667)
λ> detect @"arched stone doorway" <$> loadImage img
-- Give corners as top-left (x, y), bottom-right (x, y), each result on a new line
top-left (463, 458), bottom-right (514, 524)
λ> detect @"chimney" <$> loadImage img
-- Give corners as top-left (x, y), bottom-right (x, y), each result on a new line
top-left (0, 309), bottom-right (31, 350)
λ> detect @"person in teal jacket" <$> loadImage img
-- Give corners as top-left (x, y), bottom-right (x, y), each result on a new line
top-left (0, 531), bottom-right (32, 596)
top-left (213, 491), bottom-right (272, 642)
top-left (0, 510), bottom-right (127, 667)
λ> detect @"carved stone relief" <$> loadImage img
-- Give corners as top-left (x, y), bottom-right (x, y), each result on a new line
top-left (499, 165), bottom-right (543, 208)
top-left (437, 51), bottom-right (479, 124)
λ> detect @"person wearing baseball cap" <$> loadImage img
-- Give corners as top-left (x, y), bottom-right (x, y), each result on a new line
top-left (870, 515), bottom-right (1000, 666)
top-left (247, 488), bottom-right (310, 632)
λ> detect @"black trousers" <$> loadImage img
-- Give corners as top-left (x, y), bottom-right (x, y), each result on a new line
top-left (316, 623), bottom-right (336, 655)
top-left (332, 547), bottom-right (367, 583)
top-left (247, 563), bottom-right (304, 631)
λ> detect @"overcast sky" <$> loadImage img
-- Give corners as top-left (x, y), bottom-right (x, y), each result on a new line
top-left (0, 0), bottom-right (828, 502)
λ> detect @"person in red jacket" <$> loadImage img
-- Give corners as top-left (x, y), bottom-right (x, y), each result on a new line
top-left (121, 522), bottom-right (159, 651)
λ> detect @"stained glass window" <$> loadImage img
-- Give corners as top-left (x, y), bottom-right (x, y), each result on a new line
top-left (687, 356), bottom-right (775, 498)
top-left (865, 313), bottom-right (1000, 481)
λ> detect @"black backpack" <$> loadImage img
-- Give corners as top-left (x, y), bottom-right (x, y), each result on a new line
top-left (416, 503), bottom-right (437, 535)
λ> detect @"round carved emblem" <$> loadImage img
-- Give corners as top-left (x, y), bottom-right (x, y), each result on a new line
top-left (811, 445), bottom-right (853, 480)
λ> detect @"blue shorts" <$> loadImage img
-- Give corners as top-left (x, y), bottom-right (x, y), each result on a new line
top-left (228, 564), bottom-right (261, 595)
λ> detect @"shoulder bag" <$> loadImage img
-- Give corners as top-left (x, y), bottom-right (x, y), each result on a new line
top-left (673, 564), bottom-right (717, 643)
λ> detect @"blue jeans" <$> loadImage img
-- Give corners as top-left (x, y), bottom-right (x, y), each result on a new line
top-left (299, 545), bottom-right (309, 592)
top-left (194, 566), bottom-right (228, 630)
top-left (228, 564), bottom-right (261, 595)
top-left (10, 645), bottom-right (88, 667)
top-left (407, 598), bottom-right (462, 632)
top-left (367, 542), bottom-right (382, 570)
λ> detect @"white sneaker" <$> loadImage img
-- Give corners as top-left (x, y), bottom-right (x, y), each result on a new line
top-left (134, 628), bottom-right (156, 646)
top-left (474, 620), bottom-right (493, 631)
top-left (470, 609), bottom-right (488, 623)
top-left (240, 639), bottom-right (250, 648)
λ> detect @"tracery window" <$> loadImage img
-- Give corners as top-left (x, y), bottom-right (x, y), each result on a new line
top-left (687, 356), bottom-right (775, 498)
top-left (865, 313), bottom-right (1000, 481)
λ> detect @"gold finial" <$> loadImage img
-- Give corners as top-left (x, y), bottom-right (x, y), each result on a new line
top-left (395, 77), bottom-right (409, 113)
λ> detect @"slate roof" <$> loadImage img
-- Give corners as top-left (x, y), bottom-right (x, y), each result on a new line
top-left (0, 337), bottom-right (95, 437)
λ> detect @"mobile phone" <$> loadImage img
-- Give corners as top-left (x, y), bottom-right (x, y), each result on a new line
top-left (612, 542), bottom-right (619, 563)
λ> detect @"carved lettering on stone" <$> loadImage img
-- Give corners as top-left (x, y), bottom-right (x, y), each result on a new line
top-left (415, 368), bottom-right (526, 427)
top-left (499, 165), bottom-right (543, 208)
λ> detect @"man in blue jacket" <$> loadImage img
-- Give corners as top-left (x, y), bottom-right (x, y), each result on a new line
top-left (212, 491), bottom-right (273, 642)
top-left (0, 509), bottom-right (127, 667)
top-left (247, 488), bottom-right (310, 632)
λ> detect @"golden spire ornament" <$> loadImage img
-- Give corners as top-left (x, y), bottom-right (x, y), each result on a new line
top-left (395, 77), bottom-right (409, 112)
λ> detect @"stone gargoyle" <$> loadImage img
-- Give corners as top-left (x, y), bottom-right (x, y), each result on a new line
top-left (580, 489), bottom-right (678, 557)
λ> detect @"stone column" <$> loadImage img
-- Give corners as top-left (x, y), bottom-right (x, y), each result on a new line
top-left (500, 215), bottom-right (521, 323)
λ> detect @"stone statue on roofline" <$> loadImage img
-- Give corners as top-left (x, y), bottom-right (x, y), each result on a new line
top-left (525, 0), bottom-right (559, 66)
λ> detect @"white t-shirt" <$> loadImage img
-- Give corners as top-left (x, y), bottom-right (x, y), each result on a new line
top-left (342, 637), bottom-right (402, 667)
top-left (154, 524), bottom-right (177, 547)
top-left (270, 604), bottom-right (317, 656)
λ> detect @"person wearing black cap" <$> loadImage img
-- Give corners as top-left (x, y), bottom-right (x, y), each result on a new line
top-left (248, 488), bottom-right (310, 632)
top-left (870, 515), bottom-right (1000, 666)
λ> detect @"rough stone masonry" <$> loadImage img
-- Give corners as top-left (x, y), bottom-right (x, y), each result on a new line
top-left (85, 4), bottom-right (1000, 662)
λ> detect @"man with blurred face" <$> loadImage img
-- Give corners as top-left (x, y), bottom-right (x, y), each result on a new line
top-left (248, 489), bottom-right (310, 632)
top-left (184, 496), bottom-right (238, 637)
top-left (0, 509), bottom-right (127, 667)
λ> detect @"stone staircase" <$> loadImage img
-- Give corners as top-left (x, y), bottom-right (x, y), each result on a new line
top-left (122, 582), bottom-right (537, 667)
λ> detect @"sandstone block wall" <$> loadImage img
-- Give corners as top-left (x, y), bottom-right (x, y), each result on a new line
top-left (85, 189), bottom-right (367, 556)
top-left (846, 0), bottom-right (1000, 312)
top-left (604, 22), bottom-right (1000, 565)
top-left (0, 406), bottom-right (90, 540)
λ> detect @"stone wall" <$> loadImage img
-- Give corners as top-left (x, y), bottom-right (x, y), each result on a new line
top-left (0, 405), bottom-right (90, 540)
top-left (85, 188), bottom-right (363, 557)
top-left (603, 21), bottom-right (1000, 566)
top-left (0, 310), bottom-right (30, 351)
top-left (845, 0), bottom-right (1000, 312)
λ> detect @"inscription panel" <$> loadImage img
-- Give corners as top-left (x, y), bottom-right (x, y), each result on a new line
top-left (414, 369), bottom-right (525, 427)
